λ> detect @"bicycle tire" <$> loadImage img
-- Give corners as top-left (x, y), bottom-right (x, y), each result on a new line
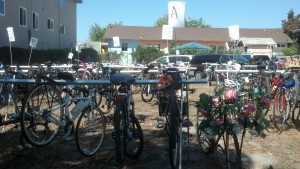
top-left (92, 86), bottom-right (102, 107)
top-left (216, 130), bottom-right (242, 169)
top-left (196, 121), bottom-right (213, 155)
top-left (141, 84), bottom-right (154, 102)
top-left (290, 73), bottom-right (299, 110)
top-left (99, 87), bottom-right (115, 114)
top-left (272, 89), bottom-right (290, 131)
top-left (20, 84), bottom-right (63, 147)
top-left (292, 106), bottom-right (300, 131)
top-left (75, 107), bottom-right (106, 157)
top-left (132, 84), bottom-right (141, 94)
top-left (168, 87), bottom-right (179, 169)
top-left (126, 114), bottom-right (144, 159)
top-left (260, 76), bottom-right (272, 116)
top-left (114, 103), bottom-right (126, 164)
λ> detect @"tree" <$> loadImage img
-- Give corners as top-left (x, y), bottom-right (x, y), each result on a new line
top-left (132, 46), bottom-right (164, 64)
top-left (185, 17), bottom-right (211, 28)
top-left (282, 9), bottom-right (300, 41)
top-left (88, 22), bottom-right (123, 42)
top-left (154, 13), bottom-right (211, 28)
top-left (88, 23), bottom-right (106, 42)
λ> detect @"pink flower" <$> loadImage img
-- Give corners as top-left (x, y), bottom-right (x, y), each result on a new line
top-left (260, 96), bottom-right (271, 109)
top-left (212, 96), bottom-right (220, 106)
top-left (197, 107), bottom-right (209, 117)
top-left (214, 117), bottom-right (224, 126)
top-left (242, 102), bottom-right (256, 118)
top-left (224, 88), bottom-right (236, 100)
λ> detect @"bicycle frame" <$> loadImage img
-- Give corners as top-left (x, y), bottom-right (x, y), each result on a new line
top-left (38, 85), bottom-right (96, 135)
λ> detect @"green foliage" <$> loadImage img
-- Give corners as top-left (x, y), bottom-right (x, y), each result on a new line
top-left (132, 46), bottom-right (164, 64)
top-left (89, 22), bottom-right (123, 42)
top-left (79, 48), bottom-right (99, 62)
top-left (89, 23), bottom-right (107, 42)
top-left (154, 14), bottom-right (168, 27)
top-left (282, 9), bottom-right (300, 41)
top-left (281, 43), bottom-right (298, 56)
top-left (0, 47), bottom-right (99, 65)
top-left (154, 13), bottom-right (211, 28)
top-left (185, 17), bottom-right (212, 28)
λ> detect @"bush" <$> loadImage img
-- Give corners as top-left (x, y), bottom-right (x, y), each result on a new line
top-left (0, 47), bottom-right (99, 65)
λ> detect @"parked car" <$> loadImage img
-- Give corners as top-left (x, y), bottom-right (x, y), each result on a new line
top-left (189, 54), bottom-right (248, 78)
top-left (151, 55), bottom-right (192, 67)
top-left (273, 55), bottom-right (286, 63)
top-left (241, 54), bottom-right (252, 61)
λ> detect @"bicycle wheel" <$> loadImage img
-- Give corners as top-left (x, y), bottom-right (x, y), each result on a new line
top-left (141, 84), bottom-right (154, 102)
top-left (292, 106), bottom-right (300, 130)
top-left (272, 89), bottom-right (290, 130)
top-left (99, 87), bottom-right (115, 114)
top-left (126, 114), bottom-right (144, 159)
top-left (92, 86), bottom-right (102, 107)
top-left (196, 121), bottom-right (213, 155)
top-left (132, 84), bottom-right (141, 94)
top-left (75, 107), bottom-right (106, 157)
top-left (216, 130), bottom-right (242, 169)
top-left (289, 73), bottom-right (299, 110)
top-left (168, 88), bottom-right (179, 169)
top-left (114, 103), bottom-right (126, 164)
top-left (260, 76), bottom-right (272, 116)
top-left (20, 84), bottom-right (63, 147)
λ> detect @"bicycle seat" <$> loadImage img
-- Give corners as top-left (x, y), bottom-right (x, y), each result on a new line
top-left (110, 73), bottom-right (135, 86)
top-left (57, 72), bottom-right (75, 81)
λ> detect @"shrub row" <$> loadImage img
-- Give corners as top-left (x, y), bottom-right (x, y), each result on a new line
top-left (0, 47), bottom-right (99, 66)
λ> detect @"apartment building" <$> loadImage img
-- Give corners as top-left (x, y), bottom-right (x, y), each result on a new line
top-left (0, 0), bottom-right (82, 49)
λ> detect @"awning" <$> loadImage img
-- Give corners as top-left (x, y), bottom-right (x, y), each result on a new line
top-left (238, 37), bottom-right (276, 47)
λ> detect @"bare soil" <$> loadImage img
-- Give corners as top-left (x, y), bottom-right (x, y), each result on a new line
top-left (1, 83), bottom-right (300, 169)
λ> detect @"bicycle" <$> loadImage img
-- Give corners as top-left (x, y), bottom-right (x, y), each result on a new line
top-left (196, 88), bottom-right (244, 168)
top-left (20, 72), bottom-right (106, 156)
top-left (71, 60), bottom-right (103, 107)
top-left (0, 66), bottom-right (32, 148)
top-left (97, 65), bottom-right (117, 114)
top-left (272, 68), bottom-right (299, 131)
top-left (196, 72), bottom-right (268, 169)
top-left (140, 64), bottom-right (158, 102)
top-left (155, 67), bottom-right (188, 169)
top-left (109, 72), bottom-right (144, 164)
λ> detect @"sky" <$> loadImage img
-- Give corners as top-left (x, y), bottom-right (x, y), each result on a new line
top-left (77, 0), bottom-right (300, 42)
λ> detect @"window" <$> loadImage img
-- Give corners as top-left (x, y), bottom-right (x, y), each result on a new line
top-left (122, 43), bottom-right (128, 51)
top-left (19, 6), bottom-right (27, 26)
top-left (277, 43), bottom-right (286, 48)
top-left (0, 0), bottom-right (4, 16)
top-left (146, 44), bottom-right (160, 50)
top-left (47, 18), bottom-right (54, 30)
top-left (32, 12), bottom-right (39, 30)
top-left (60, 24), bottom-right (65, 34)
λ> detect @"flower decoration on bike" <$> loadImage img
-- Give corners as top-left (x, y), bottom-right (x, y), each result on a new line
top-left (196, 82), bottom-right (270, 138)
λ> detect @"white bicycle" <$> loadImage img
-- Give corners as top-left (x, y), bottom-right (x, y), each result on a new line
top-left (20, 72), bottom-right (106, 156)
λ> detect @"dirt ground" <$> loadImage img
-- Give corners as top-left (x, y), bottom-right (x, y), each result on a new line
top-left (1, 83), bottom-right (300, 169)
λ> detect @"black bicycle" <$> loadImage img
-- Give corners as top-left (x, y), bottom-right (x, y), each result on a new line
top-left (110, 72), bottom-right (144, 164)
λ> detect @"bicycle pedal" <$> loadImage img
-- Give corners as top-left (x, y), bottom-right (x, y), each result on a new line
top-left (156, 121), bottom-right (165, 129)
top-left (63, 134), bottom-right (74, 141)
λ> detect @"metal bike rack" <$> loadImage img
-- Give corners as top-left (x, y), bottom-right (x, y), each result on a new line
top-left (0, 78), bottom-right (207, 168)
